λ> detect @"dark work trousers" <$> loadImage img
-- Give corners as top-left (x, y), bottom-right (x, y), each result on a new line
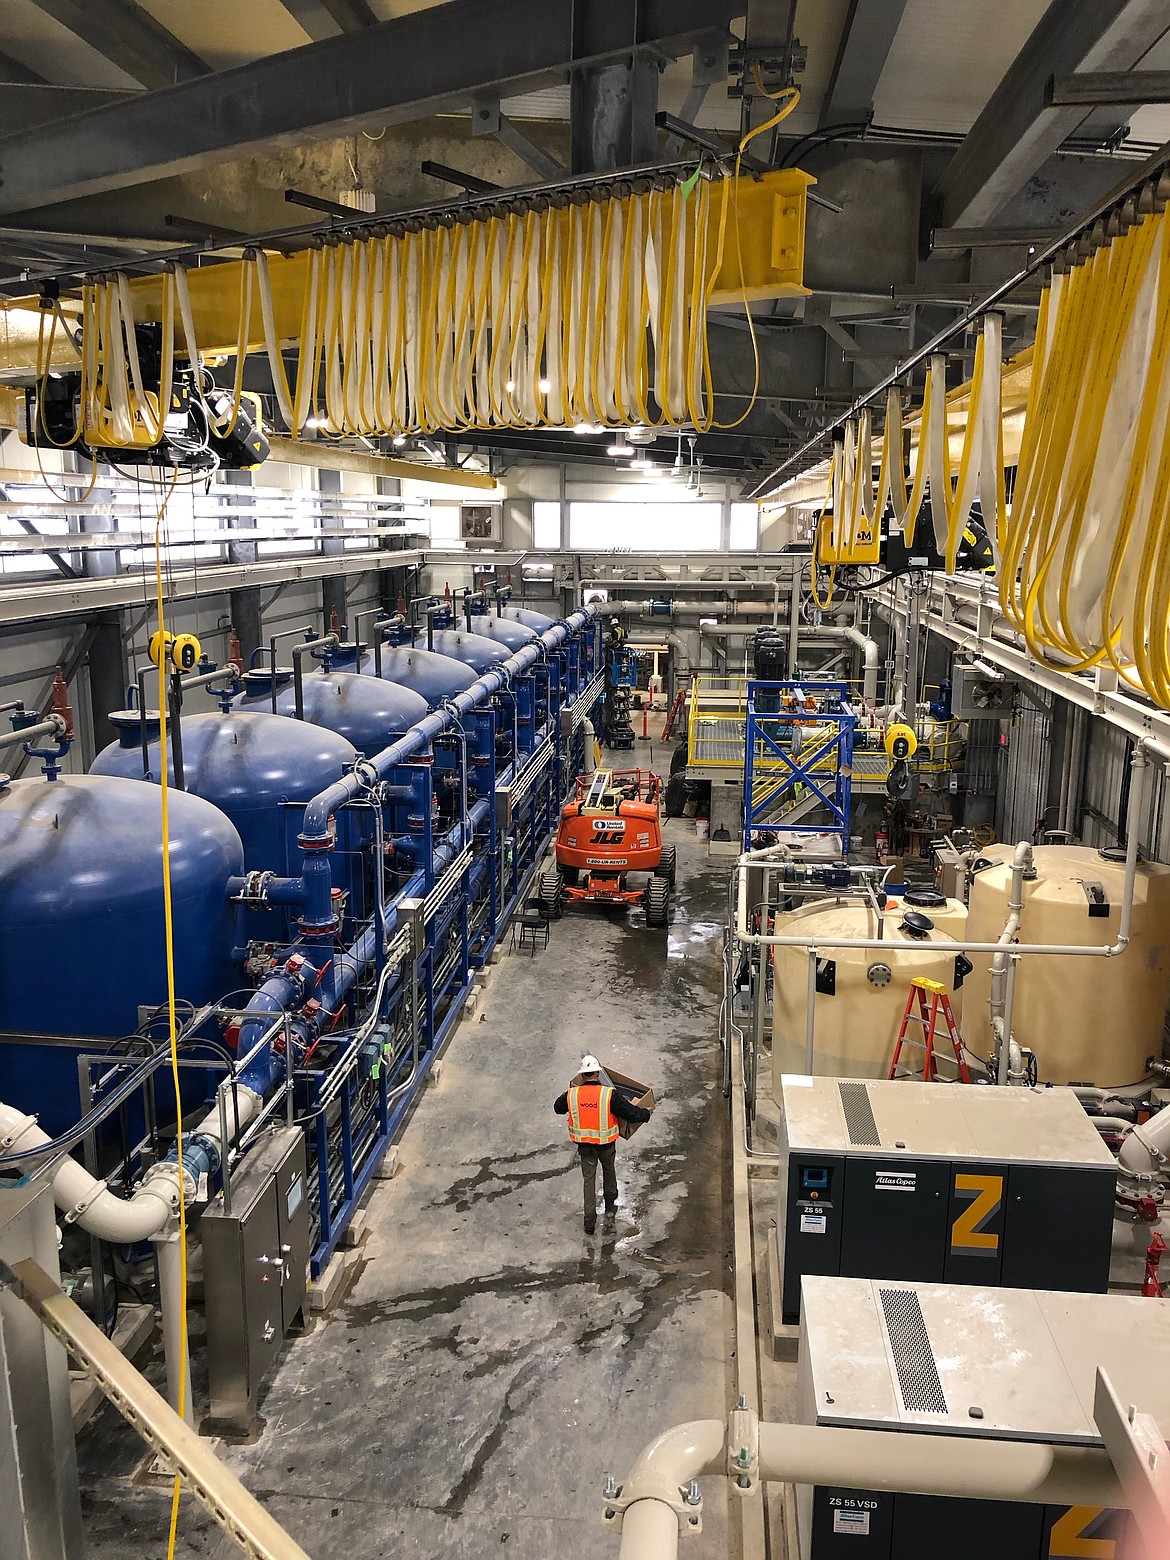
top-left (577, 1143), bottom-right (618, 1225)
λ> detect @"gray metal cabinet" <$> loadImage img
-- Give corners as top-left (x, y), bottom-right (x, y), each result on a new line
top-left (202, 1128), bottom-right (308, 1432)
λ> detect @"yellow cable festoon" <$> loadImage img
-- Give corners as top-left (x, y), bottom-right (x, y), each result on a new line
top-left (248, 179), bottom-right (731, 437)
top-left (998, 195), bottom-right (1170, 705)
top-left (146, 465), bottom-right (190, 1560)
top-left (815, 316), bottom-right (1003, 575)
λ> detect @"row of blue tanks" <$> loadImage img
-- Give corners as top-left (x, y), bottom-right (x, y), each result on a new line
top-left (0, 597), bottom-right (602, 1274)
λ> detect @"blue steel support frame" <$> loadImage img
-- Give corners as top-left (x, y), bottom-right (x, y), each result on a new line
top-left (743, 680), bottom-right (857, 852)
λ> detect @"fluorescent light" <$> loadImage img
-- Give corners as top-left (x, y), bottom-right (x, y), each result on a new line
top-left (505, 378), bottom-right (516, 393)
top-left (629, 455), bottom-right (654, 471)
top-left (304, 416), bottom-right (325, 430)
top-left (537, 376), bottom-right (551, 394)
top-left (392, 434), bottom-right (407, 447)
top-left (573, 422), bottom-right (601, 435)
top-left (607, 440), bottom-right (632, 457)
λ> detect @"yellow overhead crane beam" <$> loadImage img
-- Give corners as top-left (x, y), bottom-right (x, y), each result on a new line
top-left (0, 169), bottom-right (813, 439)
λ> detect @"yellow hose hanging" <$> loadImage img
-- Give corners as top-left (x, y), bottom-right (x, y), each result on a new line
top-left (994, 195), bottom-right (1170, 708)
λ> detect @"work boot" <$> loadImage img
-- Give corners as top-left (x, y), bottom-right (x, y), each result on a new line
top-left (584, 1218), bottom-right (596, 1236)
top-left (602, 1207), bottom-right (617, 1230)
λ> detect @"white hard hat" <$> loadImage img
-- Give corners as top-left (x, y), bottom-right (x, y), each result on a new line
top-left (578, 1054), bottom-right (601, 1074)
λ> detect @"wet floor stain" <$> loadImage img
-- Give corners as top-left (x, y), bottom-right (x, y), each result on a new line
top-left (75, 818), bottom-right (735, 1560)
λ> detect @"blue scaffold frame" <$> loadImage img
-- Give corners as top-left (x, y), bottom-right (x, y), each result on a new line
top-left (743, 680), bottom-right (857, 851)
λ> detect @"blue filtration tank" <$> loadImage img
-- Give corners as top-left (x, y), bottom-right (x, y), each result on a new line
top-left (468, 614), bottom-right (540, 651)
top-left (232, 668), bottom-right (428, 756)
top-left (359, 643), bottom-right (480, 706)
top-left (499, 605), bottom-right (557, 632)
top-left (0, 773), bottom-right (243, 1135)
top-left (91, 708), bottom-right (358, 871)
top-left (429, 627), bottom-right (511, 675)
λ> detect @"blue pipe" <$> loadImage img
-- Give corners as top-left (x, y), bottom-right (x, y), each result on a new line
top-left (231, 607), bottom-right (597, 1112)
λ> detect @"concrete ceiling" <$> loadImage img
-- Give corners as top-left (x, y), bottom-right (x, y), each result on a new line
top-left (0, 0), bottom-right (1166, 487)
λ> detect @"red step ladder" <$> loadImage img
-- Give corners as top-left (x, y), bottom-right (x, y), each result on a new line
top-left (661, 688), bottom-right (686, 741)
top-left (888, 977), bottom-right (971, 1084)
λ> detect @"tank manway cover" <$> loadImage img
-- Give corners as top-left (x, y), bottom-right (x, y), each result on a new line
top-left (838, 1081), bottom-right (880, 1146)
top-left (881, 1288), bottom-right (948, 1414)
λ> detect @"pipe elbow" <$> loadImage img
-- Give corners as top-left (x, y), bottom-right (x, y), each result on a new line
top-left (617, 1419), bottom-right (726, 1509)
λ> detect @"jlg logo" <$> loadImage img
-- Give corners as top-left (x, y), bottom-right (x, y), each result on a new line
top-left (591, 821), bottom-right (625, 843)
top-left (950, 1173), bottom-right (1003, 1254)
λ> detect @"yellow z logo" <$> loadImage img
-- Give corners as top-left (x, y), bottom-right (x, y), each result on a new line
top-left (950, 1173), bottom-right (1003, 1253)
top-left (1048, 1506), bottom-right (1116, 1559)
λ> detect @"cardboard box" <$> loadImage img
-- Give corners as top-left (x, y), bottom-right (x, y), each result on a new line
top-left (570, 1063), bottom-right (656, 1139)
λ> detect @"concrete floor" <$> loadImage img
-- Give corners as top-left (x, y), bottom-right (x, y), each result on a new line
top-left (74, 766), bottom-right (737, 1559)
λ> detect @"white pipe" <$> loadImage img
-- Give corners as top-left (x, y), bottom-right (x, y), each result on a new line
top-left (611, 1416), bottom-right (1120, 1560)
top-left (582, 717), bottom-right (597, 773)
top-left (615, 1419), bottom-right (725, 1560)
top-left (0, 1083), bottom-right (259, 1243)
top-left (755, 1422), bottom-right (1121, 1509)
top-left (989, 840), bottom-right (1031, 1084)
top-left (840, 624), bottom-right (880, 703)
top-left (155, 1231), bottom-right (195, 1426)
top-left (1119, 1101), bottom-right (1170, 1180)
top-left (970, 657), bottom-right (1006, 682)
top-left (732, 743), bottom-right (1151, 960)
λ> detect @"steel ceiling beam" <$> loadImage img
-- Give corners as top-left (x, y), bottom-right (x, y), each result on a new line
top-left (0, 0), bottom-right (738, 215)
top-left (318, 0), bottom-right (379, 30)
top-left (0, 84), bottom-right (134, 134)
top-left (0, 50), bottom-right (48, 86)
top-left (936, 0), bottom-right (1170, 228)
top-left (819, 0), bottom-right (909, 127)
top-left (1048, 68), bottom-right (1170, 105)
top-left (24, 0), bottom-right (210, 91)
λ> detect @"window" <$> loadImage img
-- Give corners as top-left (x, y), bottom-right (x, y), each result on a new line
top-left (568, 501), bottom-right (720, 551)
top-left (427, 503), bottom-right (464, 546)
top-left (532, 500), bottom-right (561, 549)
top-left (730, 502), bottom-right (759, 552)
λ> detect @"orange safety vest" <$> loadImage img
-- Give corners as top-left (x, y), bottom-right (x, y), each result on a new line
top-left (567, 1084), bottom-right (620, 1146)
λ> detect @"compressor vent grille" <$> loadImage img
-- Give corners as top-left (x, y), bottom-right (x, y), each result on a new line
top-left (880, 1288), bottom-right (948, 1414)
top-left (839, 1081), bottom-right (880, 1146)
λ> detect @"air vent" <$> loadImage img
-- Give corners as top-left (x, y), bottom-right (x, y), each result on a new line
top-left (839, 1081), bottom-right (880, 1147)
top-left (880, 1288), bottom-right (948, 1414)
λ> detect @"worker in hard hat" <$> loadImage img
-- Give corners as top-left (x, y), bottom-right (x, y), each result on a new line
top-left (553, 1055), bottom-right (651, 1236)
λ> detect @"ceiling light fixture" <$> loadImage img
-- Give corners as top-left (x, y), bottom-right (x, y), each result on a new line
top-left (607, 439), bottom-right (632, 458)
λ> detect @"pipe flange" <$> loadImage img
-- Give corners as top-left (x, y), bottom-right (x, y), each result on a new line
top-left (600, 1476), bottom-right (703, 1536)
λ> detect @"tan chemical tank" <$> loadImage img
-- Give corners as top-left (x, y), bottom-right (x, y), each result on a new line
top-left (962, 844), bottom-right (1170, 1085)
top-left (770, 896), bottom-right (969, 1089)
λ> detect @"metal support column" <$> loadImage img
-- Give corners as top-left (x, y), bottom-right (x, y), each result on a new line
top-left (87, 609), bottom-right (129, 755)
top-left (318, 467), bottom-right (348, 633)
top-left (571, 52), bottom-right (660, 173)
top-left (229, 587), bottom-right (263, 667)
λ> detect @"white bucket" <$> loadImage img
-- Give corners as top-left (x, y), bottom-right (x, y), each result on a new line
top-left (696, 818), bottom-right (710, 839)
